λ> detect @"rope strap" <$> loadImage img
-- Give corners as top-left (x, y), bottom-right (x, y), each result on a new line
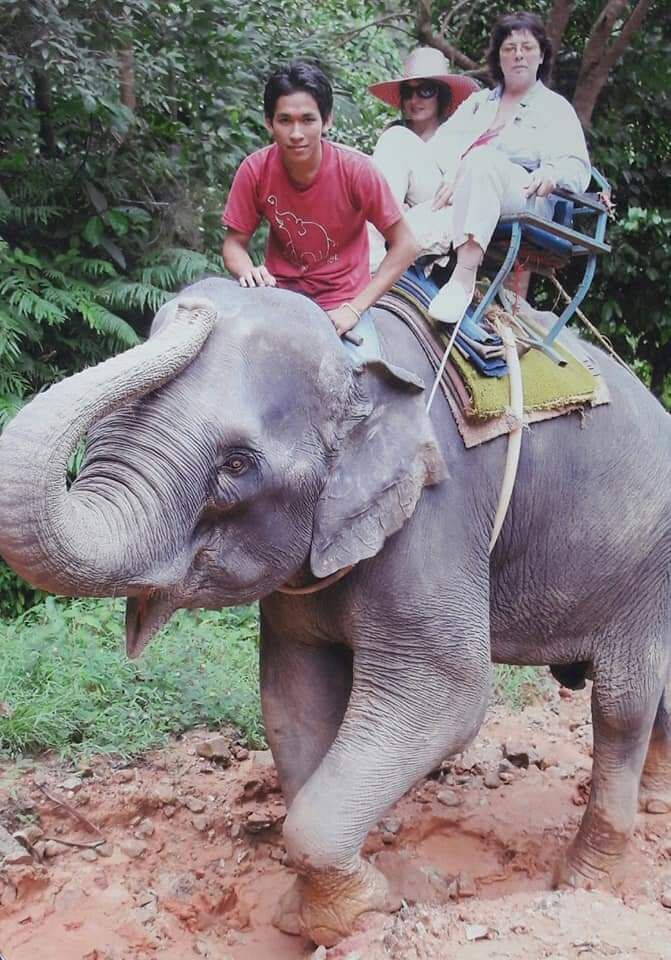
top-left (548, 275), bottom-right (637, 379)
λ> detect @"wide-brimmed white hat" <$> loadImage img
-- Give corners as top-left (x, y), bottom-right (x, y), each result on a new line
top-left (368, 47), bottom-right (479, 116)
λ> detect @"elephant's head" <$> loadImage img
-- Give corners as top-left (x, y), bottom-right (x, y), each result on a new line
top-left (0, 279), bottom-right (445, 656)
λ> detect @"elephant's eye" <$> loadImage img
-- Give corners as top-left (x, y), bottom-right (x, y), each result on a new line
top-left (220, 453), bottom-right (249, 477)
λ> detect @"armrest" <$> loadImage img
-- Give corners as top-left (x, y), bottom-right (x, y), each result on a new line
top-left (516, 167), bottom-right (611, 246)
top-left (553, 168), bottom-right (612, 213)
top-left (498, 212), bottom-right (611, 255)
top-left (551, 186), bottom-right (609, 214)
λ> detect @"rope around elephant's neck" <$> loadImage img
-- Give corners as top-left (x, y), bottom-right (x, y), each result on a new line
top-left (424, 301), bottom-right (524, 552)
top-left (276, 564), bottom-right (354, 596)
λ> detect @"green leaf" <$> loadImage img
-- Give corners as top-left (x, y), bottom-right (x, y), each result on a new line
top-left (104, 209), bottom-right (129, 237)
top-left (99, 238), bottom-right (127, 271)
top-left (81, 92), bottom-right (98, 115)
top-left (84, 182), bottom-right (108, 215)
top-left (12, 250), bottom-right (41, 269)
top-left (79, 303), bottom-right (140, 347)
top-left (83, 217), bottom-right (104, 247)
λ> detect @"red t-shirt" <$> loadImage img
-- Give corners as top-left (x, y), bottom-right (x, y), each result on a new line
top-left (221, 140), bottom-right (401, 310)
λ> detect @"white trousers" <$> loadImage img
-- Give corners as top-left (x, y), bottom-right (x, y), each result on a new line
top-left (369, 137), bottom-right (553, 271)
top-left (450, 145), bottom-right (553, 253)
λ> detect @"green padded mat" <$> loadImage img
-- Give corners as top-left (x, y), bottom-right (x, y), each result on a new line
top-left (446, 327), bottom-right (597, 419)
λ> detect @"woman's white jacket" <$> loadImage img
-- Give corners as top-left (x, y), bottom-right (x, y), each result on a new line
top-left (429, 80), bottom-right (591, 193)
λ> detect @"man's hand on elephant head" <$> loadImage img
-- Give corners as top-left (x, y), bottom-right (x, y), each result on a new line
top-left (328, 304), bottom-right (361, 337)
top-left (238, 264), bottom-right (277, 288)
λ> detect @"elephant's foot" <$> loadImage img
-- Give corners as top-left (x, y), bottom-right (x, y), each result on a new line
top-left (272, 859), bottom-right (397, 947)
top-left (638, 781), bottom-right (671, 814)
top-left (639, 750), bottom-right (671, 814)
top-left (553, 837), bottom-right (623, 892)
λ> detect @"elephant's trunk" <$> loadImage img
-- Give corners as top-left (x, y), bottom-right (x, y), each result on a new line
top-left (0, 298), bottom-right (216, 596)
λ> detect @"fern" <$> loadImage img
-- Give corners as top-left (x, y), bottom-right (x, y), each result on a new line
top-left (36, 285), bottom-right (81, 313)
top-left (0, 242), bottom-right (148, 416)
top-left (100, 279), bottom-right (170, 313)
top-left (8, 289), bottom-right (66, 325)
top-left (4, 204), bottom-right (65, 227)
top-left (147, 247), bottom-right (224, 284)
top-left (139, 264), bottom-right (177, 289)
top-left (0, 308), bottom-right (29, 359)
top-left (0, 392), bottom-right (25, 427)
top-left (78, 302), bottom-right (140, 346)
top-left (68, 258), bottom-right (118, 280)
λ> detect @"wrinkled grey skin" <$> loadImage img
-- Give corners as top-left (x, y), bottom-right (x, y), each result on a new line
top-left (0, 277), bottom-right (670, 945)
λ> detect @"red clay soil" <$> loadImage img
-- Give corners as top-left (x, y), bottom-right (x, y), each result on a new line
top-left (1, 684), bottom-right (671, 960)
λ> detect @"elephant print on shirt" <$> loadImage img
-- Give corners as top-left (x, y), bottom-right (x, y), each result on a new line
top-left (267, 195), bottom-right (337, 268)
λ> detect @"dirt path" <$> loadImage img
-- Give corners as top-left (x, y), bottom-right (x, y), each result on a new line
top-left (1, 684), bottom-right (670, 960)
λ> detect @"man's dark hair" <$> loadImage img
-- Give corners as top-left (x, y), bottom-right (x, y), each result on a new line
top-left (264, 61), bottom-right (334, 121)
top-left (486, 12), bottom-right (553, 86)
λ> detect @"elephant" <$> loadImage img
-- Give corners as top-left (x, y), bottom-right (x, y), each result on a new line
top-left (0, 277), bottom-right (670, 947)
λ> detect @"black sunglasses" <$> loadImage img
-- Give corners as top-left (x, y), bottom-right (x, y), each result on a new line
top-left (399, 81), bottom-right (440, 100)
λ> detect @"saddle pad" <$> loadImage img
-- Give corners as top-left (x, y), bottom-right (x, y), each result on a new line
top-left (395, 268), bottom-right (507, 377)
top-left (377, 289), bottom-right (609, 448)
top-left (449, 328), bottom-right (597, 419)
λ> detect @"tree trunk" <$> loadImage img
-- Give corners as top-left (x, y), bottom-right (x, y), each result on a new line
top-left (415, 0), bottom-right (478, 71)
top-left (33, 69), bottom-right (57, 156)
top-left (546, 0), bottom-right (576, 61)
top-left (168, 67), bottom-right (179, 121)
top-left (119, 47), bottom-right (137, 111)
top-left (572, 0), bottom-right (651, 128)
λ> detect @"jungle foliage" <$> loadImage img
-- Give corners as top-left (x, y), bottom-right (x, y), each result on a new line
top-left (0, 0), bottom-right (669, 610)
top-left (0, 0), bottom-right (396, 427)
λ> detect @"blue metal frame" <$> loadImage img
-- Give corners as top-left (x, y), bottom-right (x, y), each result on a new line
top-left (471, 221), bottom-right (521, 327)
top-left (542, 253), bottom-right (596, 345)
top-left (475, 168), bottom-right (611, 363)
top-left (542, 169), bottom-right (610, 346)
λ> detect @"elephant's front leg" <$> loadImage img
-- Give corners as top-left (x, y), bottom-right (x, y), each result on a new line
top-left (281, 634), bottom-right (491, 946)
top-left (259, 610), bottom-right (353, 805)
top-left (259, 613), bottom-right (355, 938)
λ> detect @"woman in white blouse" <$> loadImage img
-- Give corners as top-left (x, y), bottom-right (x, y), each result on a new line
top-left (367, 47), bottom-right (478, 272)
top-left (427, 11), bottom-right (590, 325)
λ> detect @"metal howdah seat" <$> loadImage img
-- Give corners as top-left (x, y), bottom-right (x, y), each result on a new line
top-left (472, 167), bottom-right (611, 365)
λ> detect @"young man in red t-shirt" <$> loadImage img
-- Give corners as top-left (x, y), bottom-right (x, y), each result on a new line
top-left (222, 61), bottom-right (417, 337)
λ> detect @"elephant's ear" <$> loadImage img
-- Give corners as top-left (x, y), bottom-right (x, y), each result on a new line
top-left (310, 359), bottom-right (447, 578)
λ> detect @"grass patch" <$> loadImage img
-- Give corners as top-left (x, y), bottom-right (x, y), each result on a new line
top-left (0, 597), bottom-right (264, 759)
top-left (492, 664), bottom-right (551, 710)
top-left (0, 594), bottom-right (555, 761)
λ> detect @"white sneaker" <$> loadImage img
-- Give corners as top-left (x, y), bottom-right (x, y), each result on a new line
top-left (428, 275), bottom-right (475, 325)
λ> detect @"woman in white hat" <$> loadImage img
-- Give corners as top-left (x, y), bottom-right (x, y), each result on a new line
top-left (367, 47), bottom-right (479, 271)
